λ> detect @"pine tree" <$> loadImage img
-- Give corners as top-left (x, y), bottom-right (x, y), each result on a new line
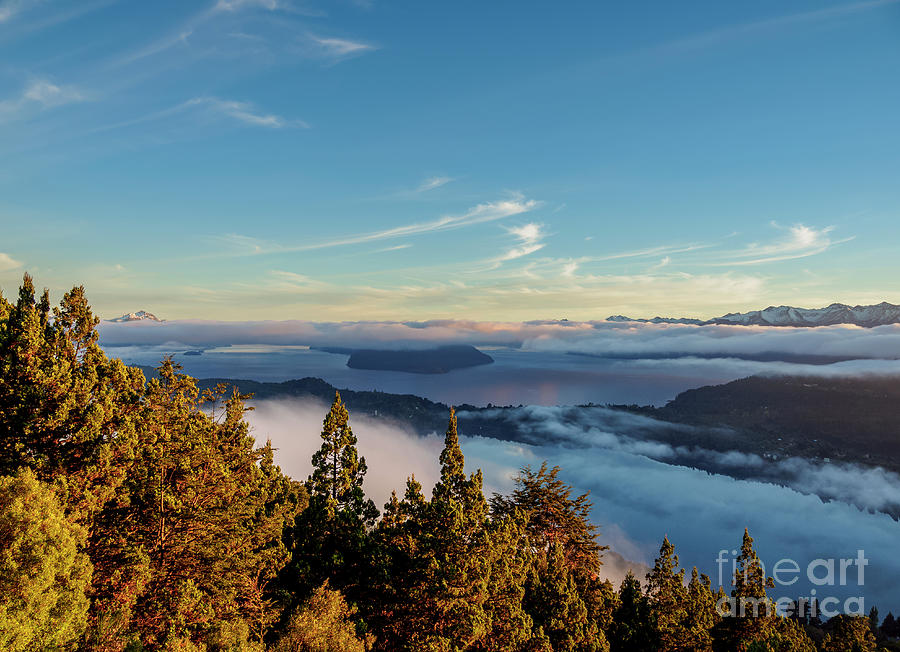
top-left (869, 605), bottom-right (880, 634)
top-left (275, 582), bottom-right (369, 652)
top-left (646, 536), bottom-right (690, 651)
top-left (491, 462), bottom-right (607, 578)
top-left (684, 567), bottom-right (719, 651)
top-left (373, 410), bottom-right (535, 651)
top-left (283, 392), bottom-right (378, 621)
top-left (0, 469), bottom-right (92, 651)
top-left (407, 408), bottom-right (492, 649)
top-left (523, 542), bottom-right (607, 651)
top-left (88, 362), bottom-right (304, 649)
top-left (769, 616), bottom-right (816, 652)
top-left (308, 392), bottom-right (378, 525)
top-left (822, 615), bottom-right (878, 651)
top-left (0, 275), bottom-right (145, 518)
top-left (712, 528), bottom-right (777, 652)
top-left (609, 572), bottom-right (657, 652)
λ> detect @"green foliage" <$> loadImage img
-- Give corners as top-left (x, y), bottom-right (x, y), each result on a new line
top-left (646, 536), bottom-right (689, 650)
top-left (283, 392), bottom-right (378, 613)
top-left (608, 572), bottom-right (657, 652)
top-left (89, 361), bottom-right (305, 649)
top-left (822, 615), bottom-right (879, 652)
top-left (523, 542), bottom-right (607, 651)
top-left (491, 462), bottom-right (607, 578)
top-left (684, 567), bottom-right (720, 651)
top-left (274, 582), bottom-right (368, 652)
top-left (373, 410), bottom-right (539, 650)
top-left (0, 468), bottom-right (92, 651)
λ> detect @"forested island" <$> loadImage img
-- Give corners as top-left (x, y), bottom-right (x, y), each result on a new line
top-left (2, 276), bottom-right (898, 651)
top-left (332, 344), bottom-right (494, 374)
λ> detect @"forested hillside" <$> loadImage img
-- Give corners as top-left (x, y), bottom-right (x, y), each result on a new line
top-left (2, 276), bottom-right (898, 651)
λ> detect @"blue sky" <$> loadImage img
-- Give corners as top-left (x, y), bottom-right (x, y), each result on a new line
top-left (1, 0), bottom-right (899, 320)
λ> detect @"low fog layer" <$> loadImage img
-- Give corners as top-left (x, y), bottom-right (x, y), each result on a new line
top-left (100, 318), bottom-right (900, 361)
top-left (248, 398), bottom-right (900, 611)
top-left (467, 405), bottom-right (900, 517)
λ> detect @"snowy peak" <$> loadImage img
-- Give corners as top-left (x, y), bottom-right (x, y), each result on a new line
top-left (609, 302), bottom-right (900, 328)
top-left (107, 310), bottom-right (163, 323)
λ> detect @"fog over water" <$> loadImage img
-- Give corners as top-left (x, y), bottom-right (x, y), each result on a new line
top-left (249, 398), bottom-right (900, 615)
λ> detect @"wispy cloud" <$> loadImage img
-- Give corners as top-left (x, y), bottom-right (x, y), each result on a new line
top-left (591, 242), bottom-right (712, 263)
top-left (649, 256), bottom-right (671, 271)
top-left (212, 196), bottom-right (539, 258)
top-left (93, 96), bottom-right (307, 132)
top-left (374, 243), bottom-right (413, 253)
top-left (416, 176), bottom-right (454, 192)
top-left (721, 223), bottom-right (851, 266)
top-left (214, 0), bottom-right (280, 12)
top-left (115, 29), bottom-right (193, 66)
top-left (187, 96), bottom-right (307, 128)
top-left (307, 33), bottom-right (376, 58)
top-left (22, 80), bottom-right (84, 106)
top-left (292, 196), bottom-right (538, 251)
top-left (0, 79), bottom-right (86, 120)
top-left (496, 223), bottom-right (547, 263)
top-left (267, 270), bottom-right (331, 293)
top-left (0, 252), bottom-right (22, 271)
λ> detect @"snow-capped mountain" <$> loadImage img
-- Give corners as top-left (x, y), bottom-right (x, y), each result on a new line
top-left (107, 311), bottom-right (163, 323)
top-left (609, 302), bottom-right (900, 328)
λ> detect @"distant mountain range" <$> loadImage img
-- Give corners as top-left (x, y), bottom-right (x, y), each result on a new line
top-left (608, 301), bottom-right (900, 328)
top-left (107, 311), bottom-right (163, 323)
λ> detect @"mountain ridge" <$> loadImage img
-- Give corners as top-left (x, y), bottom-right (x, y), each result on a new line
top-left (609, 301), bottom-right (900, 328)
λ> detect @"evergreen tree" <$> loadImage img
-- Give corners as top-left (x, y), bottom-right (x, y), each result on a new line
top-left (492, 462), bottom-right (615, 649)
top-left (646, 536), bottom-right (690, 651)
top-left (768, 616), bottom-right (816, 652)
top-left (491, 462), bottom-right (607, 577)
top-left (523, 541), bottom-right (607, 651)
top-left (403, 408), bottom-right (493, 649)
top-left (283, 392), bottom-right (378, 613)
top-left (869, 605), bottom-right (880, 634)
top-left (609, 571), bottom-right (658, 652)
top-left (712, 528), bottom-right (777, 652)
top-left (275, 582), bottom-right (369, 652)
top-left (0, 275), bottom-right (144, 518)
top-left (0, 469), bottom-right (92, 651)
top-left (88, 362), bottom-right (304, 649)
top-left (684, 567), bottom-right (720, 651)
top-left (373, 409), bottom-right (535, 651)
top-left (822, 615), bottom-right (879, 651)
top-left (308, 391), bottom-right (378, 525)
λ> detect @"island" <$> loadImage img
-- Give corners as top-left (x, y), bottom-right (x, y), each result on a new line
top-left (346, 345), bottom-right (494, 374)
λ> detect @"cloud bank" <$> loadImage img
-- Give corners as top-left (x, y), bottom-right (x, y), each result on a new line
top-left (248, 397), bottom-right (900, 608)
top-left (99, 318), bottom-right (900, 365)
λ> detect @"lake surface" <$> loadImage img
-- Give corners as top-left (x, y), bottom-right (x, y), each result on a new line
top-left (108, 344), bottom-right (848, 407)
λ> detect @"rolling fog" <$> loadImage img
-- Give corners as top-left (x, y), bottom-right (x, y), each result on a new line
top-left (248, 398), bottom-right (900, 615)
